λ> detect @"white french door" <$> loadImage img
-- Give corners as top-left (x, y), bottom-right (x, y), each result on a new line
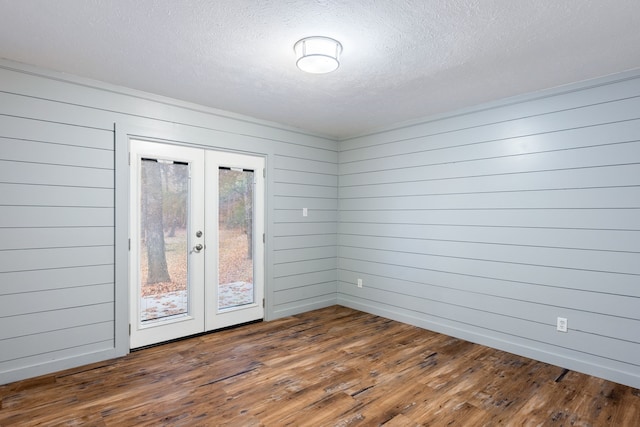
top-left (129, 139), bottom-right (265, 348)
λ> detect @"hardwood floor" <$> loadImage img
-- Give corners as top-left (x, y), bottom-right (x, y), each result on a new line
top-left (1, 306), bottom-right (639, 426)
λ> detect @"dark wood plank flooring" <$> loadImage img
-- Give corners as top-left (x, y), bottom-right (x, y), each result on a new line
top-left (1, 306), bottom-right (639, 426)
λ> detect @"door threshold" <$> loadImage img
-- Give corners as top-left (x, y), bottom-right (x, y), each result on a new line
top-left (131, 318), bottom-right (264, 352)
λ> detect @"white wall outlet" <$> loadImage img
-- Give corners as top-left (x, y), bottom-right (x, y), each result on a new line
top-left (556, 317), bottom-right (568, 332)
top-left (357, 278), bottom-right (363, 288)
top-left (302, 207), bottom-right (308, 217)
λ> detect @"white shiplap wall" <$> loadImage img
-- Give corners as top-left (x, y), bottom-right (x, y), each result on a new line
top-left (273, 153), bottom-right (338, 312)
top-left (0, 60), bottom-right (338, 385)
top-left (0, 113), bottom-right (115, 378)
top-left (337, 73), bottom-right (640, 389)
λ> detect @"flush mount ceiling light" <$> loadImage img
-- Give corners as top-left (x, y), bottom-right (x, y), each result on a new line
top-left (294, 36), bottom-right (343, 74)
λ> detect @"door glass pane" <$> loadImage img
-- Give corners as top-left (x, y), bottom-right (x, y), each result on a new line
top-left (139, 159), bottom-right (189, 322)
top-left (218, 167), bottom-right (254, 309)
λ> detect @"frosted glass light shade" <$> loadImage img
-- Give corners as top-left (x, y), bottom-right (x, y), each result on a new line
top-left (294, 36), bottom-right (342, 74)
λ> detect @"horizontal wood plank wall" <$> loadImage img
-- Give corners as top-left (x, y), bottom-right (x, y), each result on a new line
top-left (337, 72), bottom-right (640, 389)
top-left (0, 60), bottom-right (338, 384)
top-left (0, 111), bottom-right (115, 380)
top-left (272, 154), bottom-right (338, 315)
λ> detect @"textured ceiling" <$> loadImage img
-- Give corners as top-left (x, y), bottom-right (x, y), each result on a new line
top-left (0, 0), bottom-right (639, 139)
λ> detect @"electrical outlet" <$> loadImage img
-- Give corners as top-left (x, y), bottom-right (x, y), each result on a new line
top-left (302, 208), bottom-right (308, 217)
top-left (556, 317), bottom-right (568, 332)
top-left (357, 278), bottom-right (363, 288)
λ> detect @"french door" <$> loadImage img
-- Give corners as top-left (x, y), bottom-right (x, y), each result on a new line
top-left (129, 139), bottom-right (265, 348)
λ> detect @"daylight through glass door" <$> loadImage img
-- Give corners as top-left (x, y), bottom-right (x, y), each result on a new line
top-left (218, 167), bottom-right (255, 310)
top-left (139, 158), bottom-right (190, 322)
